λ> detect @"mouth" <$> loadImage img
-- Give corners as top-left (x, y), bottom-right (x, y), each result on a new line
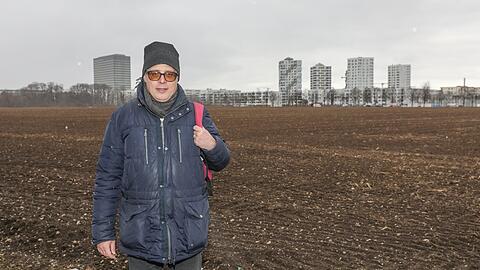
top-left (155, 88), bottom-right (168, 93)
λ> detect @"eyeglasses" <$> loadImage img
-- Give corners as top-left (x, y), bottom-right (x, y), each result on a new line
top-left (146, 70), bottom-right (178, 82)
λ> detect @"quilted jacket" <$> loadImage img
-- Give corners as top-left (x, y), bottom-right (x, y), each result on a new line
top-left (92, 84), bottom-right (230, 264)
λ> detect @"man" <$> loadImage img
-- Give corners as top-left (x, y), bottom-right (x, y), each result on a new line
top-left (92, 41), bottom-right (230, 269)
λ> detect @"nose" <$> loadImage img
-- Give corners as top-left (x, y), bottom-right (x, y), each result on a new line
top-left (159, 74), bottom-right (167, 83)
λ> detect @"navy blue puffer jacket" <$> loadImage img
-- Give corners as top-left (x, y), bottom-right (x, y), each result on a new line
top-left (92, 84), bottom-right (230, 264)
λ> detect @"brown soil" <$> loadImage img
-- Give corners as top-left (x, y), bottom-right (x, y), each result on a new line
top-left (0, 106), bottom-right (479, 269)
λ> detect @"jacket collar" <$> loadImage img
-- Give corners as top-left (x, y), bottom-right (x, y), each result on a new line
top-left (136, 80), bottom-right (189, 118)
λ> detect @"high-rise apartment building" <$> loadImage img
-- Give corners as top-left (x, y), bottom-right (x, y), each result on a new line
top-left (279, 57), bottom-right (302, 105)
top-left (93, 54), bottom-right (131, 91)
top-left (345, 57), bottom-right (374, 90)
top-left (388, 64), bottom-right (411, 105)
top-left (345, 57), bottom-right (374, 105)
top-left (388, 64), bottom-right (411, 90)
top-left (310, 63), bottom-right (331, 104)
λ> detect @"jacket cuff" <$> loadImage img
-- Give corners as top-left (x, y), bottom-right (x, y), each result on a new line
top-left (92, 236), bottom-right (116, 246)
top-left (203, 136), bottom-right (230, 170)
top-left (203, 136), bottom-right (224, 156)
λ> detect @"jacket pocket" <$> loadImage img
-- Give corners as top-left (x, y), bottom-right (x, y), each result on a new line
top-left (184, 198), bottom-right (209, 251)
top-left (177, 128), bottom-right (183, 163)
top-left (124, 126), bottom-right (153, 160)
top-left (119, 203), bottom-right (151, 251)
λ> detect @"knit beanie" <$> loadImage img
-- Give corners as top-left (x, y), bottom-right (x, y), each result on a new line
top-left (142, 41), bottom-right (180, 78)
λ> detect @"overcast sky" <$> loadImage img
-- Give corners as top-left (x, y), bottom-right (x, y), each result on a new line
top-left (1, 0), bottom-right (479, 91)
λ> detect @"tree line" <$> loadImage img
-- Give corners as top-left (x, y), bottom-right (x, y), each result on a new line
top-left (0, 82), bottom-right (130, 107)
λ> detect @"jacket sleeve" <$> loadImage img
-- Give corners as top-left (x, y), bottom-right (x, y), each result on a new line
top-left (201, 107), bottom-right (230, 172)
top-left (91, 111), bottom-right (124, 245)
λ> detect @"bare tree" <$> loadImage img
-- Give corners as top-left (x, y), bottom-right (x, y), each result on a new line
top-left (381, 88), bottom-right (388, 106)
top-left (409, 88), bottom-right (420, 107)
top-left (268, 91), bottom-right (277, 107)
top-left (437, 89), bottom-right (446, 107)
top-left (327, 88), bottom-right (336, 106)
top-left (473, 89), bottom-right (479, 107)
top-left (351, 87), bottom-right (361, 106)
top-left (46, 82), bottom-right (63, 103)
top-left (421, 82), bottom-right (431, 107)
top-left (363, 88), bottom-right (372, 105)
top-left (23, 82), bottom-right (47, 91)
top-left (70, 83), bottom-right (94, 105)
top-left (93, 84), bottom-right (113, 105)
top-left (70, 83), bottom-right (92, 93)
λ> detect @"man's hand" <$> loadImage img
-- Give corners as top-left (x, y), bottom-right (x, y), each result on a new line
top-left (193, 125), bottom-right (216, 151)
top-left (97, 240), bottom-right (117, 259)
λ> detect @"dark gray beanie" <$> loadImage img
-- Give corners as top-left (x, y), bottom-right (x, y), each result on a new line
top-left (142, 41), bottom-right (180, 77)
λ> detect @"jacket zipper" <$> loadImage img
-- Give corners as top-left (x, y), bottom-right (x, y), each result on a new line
top-left (144, 128), bottom-right (149, 165)
top-left (166, 223), bottom-right (172, 262)
top-left (160, 118), bottom-right (165, 153)
top-left (177, 129), bottom-right (182, 163)
top-left (139, 101), bottom-right (191, 264)
top-left (160, 117), bottom-right (172, 263)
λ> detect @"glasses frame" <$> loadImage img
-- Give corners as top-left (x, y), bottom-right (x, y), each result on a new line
top-left (146, 70), bottom-right (178, 82)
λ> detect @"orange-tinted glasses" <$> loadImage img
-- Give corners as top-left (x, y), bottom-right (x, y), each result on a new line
top-left (146, 70), bottom-right (178, 82)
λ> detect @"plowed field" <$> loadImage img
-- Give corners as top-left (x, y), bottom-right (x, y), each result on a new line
top-left (0, 106), bottom-right (479, 269)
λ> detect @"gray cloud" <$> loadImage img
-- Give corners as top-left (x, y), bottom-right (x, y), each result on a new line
top-left (0, 0), bottom-right (479, 90)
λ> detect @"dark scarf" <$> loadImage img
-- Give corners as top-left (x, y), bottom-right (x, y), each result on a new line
top-left (143, 83), bottom-right (178, 117)
top-left (141, 82), bottom-right (189, 118)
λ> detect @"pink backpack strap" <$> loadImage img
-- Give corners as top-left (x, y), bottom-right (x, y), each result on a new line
top-left (193, 102), bottom-right (213, 183)
top-left (193, 102), bottom-right (204, 128)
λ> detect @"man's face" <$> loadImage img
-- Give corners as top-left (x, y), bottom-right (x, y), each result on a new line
top-left (144, 64), bottom-right (178, 102)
